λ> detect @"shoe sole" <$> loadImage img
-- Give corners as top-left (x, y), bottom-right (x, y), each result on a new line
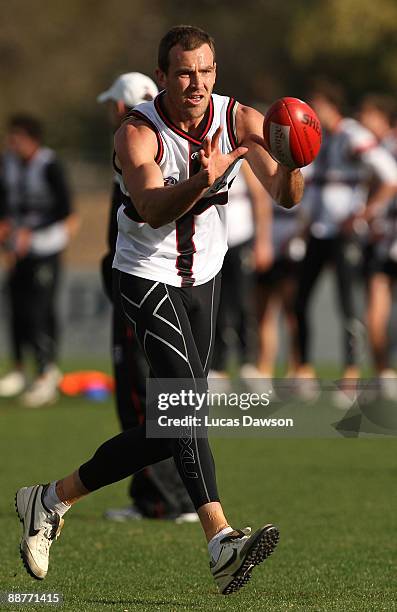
top-left (222, 524), bottom-right (280, 595)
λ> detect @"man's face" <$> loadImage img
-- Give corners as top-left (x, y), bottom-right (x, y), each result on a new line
top-left (309, 95), bottom-right (337, 131)
top-left (157, 43), bottom-right (216, 121)
top-left (106, 100), bottom-right (126, 129)
top-left (7, 129), bottom-right (38, 160)
top-left (359, 106), bottom-right (389, 139)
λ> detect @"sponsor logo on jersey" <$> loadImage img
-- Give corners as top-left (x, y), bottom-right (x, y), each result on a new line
top-left (164, 176), bottom-right (178, 185)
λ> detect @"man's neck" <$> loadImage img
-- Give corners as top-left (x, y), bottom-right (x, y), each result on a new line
top-left (328, 112), bottom-right (343, 134)
top-left (20, 145), bottom-right (40, 163)
top-left (162, 93), bottom-right (208, 138)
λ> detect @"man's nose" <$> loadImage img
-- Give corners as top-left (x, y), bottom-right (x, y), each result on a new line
top-left (190, 70), bottom-right (203, 89)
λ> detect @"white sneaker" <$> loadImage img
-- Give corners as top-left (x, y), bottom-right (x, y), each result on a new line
top-left (379, 370), bottom-right (397, 401)
top-left (21, 365), bottom-right (62, 408)
top-left (240, 364), bottom-right (276, 397)
top-left (207, 370), bottom-right (231, 395)
top-left (0, 370), bottom-right (26, 397)
top-left (332, 378), bottom-right (358, 410)
top-left (294, 377), bottom-right (321, 402)
top-left (175, 512), bottom-right (199, 524)
top-left (239, 363), bottom-right (264, 379)
top-left (210, 524), bottom-right (279, 595)
top-left (104, 505), bottom-right (144, 521)
top-left (15, 484), bottom-right (64, 580)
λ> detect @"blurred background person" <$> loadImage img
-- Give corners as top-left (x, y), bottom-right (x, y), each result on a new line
top-left (0, 115), bottom-right (77, 407)
top-left (211, 161), bottom-right (304, 393)
top-left (210, 161), bottom-right (257, 386)
top-left (358, 94), bottom-right (397, 398)
top-left (294, 81), bottom-right (397, 407)
top-left (253, 199), bottom-right (304, 383)
top-left (97, 73), bottom-right (198, 523)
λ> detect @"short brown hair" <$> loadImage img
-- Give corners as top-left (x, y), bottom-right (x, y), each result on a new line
top-left (158, 25), bottom-right (215, 74)
top-left (8, 114), bottom-right (43, 142)
top-left (308, 79), bottom-right (346, 114)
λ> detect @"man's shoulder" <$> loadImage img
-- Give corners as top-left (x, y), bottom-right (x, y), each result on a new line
top-left (120, 100), bottom-right (161, 135)
top-left (36, 147), bottom-right (57, 167)
top-left (126, 98), bottom-right (156, 118)
top-left (234, 102), bottom-right (263, 131)
top-left (339, 117), bottom-right (376, 146)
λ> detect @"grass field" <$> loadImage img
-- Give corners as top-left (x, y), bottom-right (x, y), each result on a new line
top-left (1, 372), bottom-right (396, 612)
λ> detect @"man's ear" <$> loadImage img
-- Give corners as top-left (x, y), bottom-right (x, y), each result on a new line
top-left (155, 68), bottom-right (166, 90)
top-left (116, 100), bottom-right (127, 115)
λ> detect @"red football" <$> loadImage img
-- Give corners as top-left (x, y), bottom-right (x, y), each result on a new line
top-left (263, 97), bottom-right (322, 169)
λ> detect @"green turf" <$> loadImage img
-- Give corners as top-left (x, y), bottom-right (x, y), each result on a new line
top-left (1, 388), bottom-right (396, 611)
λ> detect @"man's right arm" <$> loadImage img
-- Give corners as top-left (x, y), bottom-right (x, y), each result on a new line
top-left (114, 122), bottom-right (209, 228)
top-left (114, 121), bottom-right (247, 228)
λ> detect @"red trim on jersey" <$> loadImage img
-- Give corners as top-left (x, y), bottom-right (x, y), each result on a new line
top-left (127, 110), bottom-right (164, 164)
top-left (154, 92), bottom-right (214, 145)
top-left (226, 97), bottom-right (238, 149)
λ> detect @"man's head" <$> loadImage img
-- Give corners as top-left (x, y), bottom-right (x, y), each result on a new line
top-left (97, 72), bottom-right (158, 128)
top-left (156, 25), bottom-right (216, 121)
top-left (358, 94), bottom-right (396, 141)
top-left (7, 114), bottom-right (43, 160)
top-left (307, 80), bottom-right (346, 132)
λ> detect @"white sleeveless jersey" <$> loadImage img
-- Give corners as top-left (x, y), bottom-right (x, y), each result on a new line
top-left (113, 92), bottom-right (242, 287)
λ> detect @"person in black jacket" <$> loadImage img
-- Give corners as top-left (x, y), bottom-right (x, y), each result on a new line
top-left (0, 115), bottom-right (77, 406)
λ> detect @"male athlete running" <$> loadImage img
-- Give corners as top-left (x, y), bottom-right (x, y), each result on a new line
top-left (15, 25), bottom-right (303, 595)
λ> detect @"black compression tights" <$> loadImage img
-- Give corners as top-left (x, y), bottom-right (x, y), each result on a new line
top-left (79, 270), bottom-right (221, 510)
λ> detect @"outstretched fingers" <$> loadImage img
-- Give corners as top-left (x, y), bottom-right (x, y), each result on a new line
top-left (229, 145), bottom-right (248, 161)
top-left (202, 136), bottom-right (212, 158)
top-left (199, 149), bottom-right (209, 168)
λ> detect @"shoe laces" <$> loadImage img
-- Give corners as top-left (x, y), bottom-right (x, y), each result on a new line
top-left (220, 527), bottom-right (252, 547)
top-left (38, 513), bottom-right (59, 554)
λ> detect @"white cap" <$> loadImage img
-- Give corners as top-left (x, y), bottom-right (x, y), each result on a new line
top-left (97, 72), bottom-right (158, 107)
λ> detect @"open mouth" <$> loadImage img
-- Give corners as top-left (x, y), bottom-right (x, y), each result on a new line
top-left (186, 94), bottom-right (204, 105)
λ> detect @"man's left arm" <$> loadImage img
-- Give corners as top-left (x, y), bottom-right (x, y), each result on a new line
top-left (236, 104), bottom-right (304, 209)
top-left (360, 146), bottom-right (397, 221)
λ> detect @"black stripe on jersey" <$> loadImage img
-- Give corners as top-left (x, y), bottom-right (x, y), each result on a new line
top-left (174, 141), bottom-right (202, 286)
top-left (191, 191), bottom-right (228, 215)
top-left (155, 92), bottom-right (214, 146)
top-left (226, 98), bottom-right (239, 149)
top-left (175, 212), bottom-right (196, 287)
top-left (125, 110), bottom-right (164, 164)
top-left (121, 194), bottom-right (145, 223)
